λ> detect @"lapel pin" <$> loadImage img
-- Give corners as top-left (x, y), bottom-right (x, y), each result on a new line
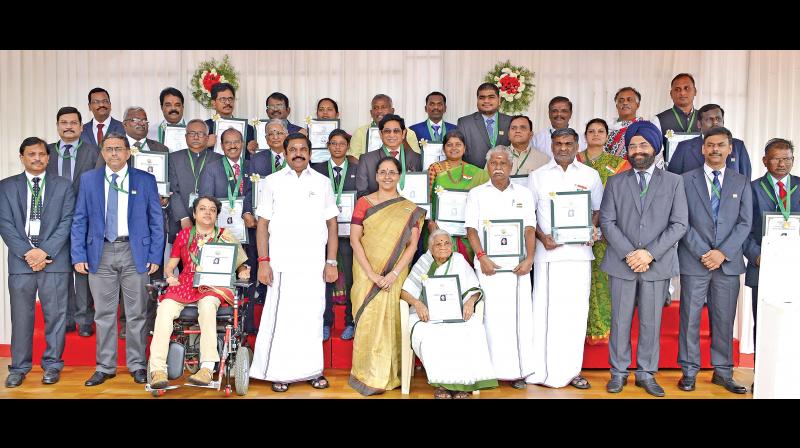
top-left (732, 193), bottom-right (738, 198)
top-left (131, 190), bottom-right (137, 195)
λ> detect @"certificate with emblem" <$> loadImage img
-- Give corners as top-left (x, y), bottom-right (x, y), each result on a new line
top-left (763, 212), bottom-right (800, 237)
top-left (435, 189), bottom-right (468, 235)
top-left (664, 131), bottom-right (700, 165)
top-left (214, 117), bottom-right (248, 155)
top-left (163, 124), bottom-right (187, 153)
top-left (217, 198), bottom-right (248, 243)
top-left (550, 190), bottom-right (593, 244)
top-left (422, 275), bottom-right (464, 323)
top-left (132, 150), bottom-right (169, 197)
top-left (193, 243), bottom-right (238, 288)
top-left (398, 172), bottom-right (428, 204)
top-left (308, 119), bottom-right (340, 149)
top-left (483, 219), bottom-right (523, 257)
top-left (367, 127), bottom-right (382, 152)
top-left (336, 191), bottom-right (356, 236)
top-left (421, 143), bottom-right (444, 171)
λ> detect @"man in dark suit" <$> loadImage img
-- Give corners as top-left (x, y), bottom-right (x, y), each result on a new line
top-left (71, 132), bottom-right (164, 386)
top-left (80, 87), bottom-right (125, 147)
top-left (667, 104), bottom-right (751, 179)
top-left (355, 114), bottom-right (421, 198)
top-left (456, 83), bottom-right (512, 167)
top-left (677, 127), bottom-right (752, 394)
top-left (204, 83), bottom-right (257, 158)
top-left (312, 129), bottom-right (358, 341)
top-left (0, 137), bottom-right (75, 387)
top-left (266, 92), bottom-right (304, 134)
top-left (47, 107), bottom-right (101, 337)
top-left (599, 121), bottom-right (688, 397)
top-left (744, 138), bottom-right (799, 364)
top-left (409, 91), bottom-right (457, 143)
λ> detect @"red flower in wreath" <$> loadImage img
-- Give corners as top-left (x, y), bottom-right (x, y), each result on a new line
top-left (500, 75), bottom-right (520, 95)
top-left (202, 71), bottom-right (222, 93)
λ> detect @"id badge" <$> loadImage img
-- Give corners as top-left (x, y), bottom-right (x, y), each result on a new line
top-left (29, 219), bottom-right (41, 237)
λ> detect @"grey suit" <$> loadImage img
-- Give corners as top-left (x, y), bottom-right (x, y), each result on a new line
top-left (677, 167), bottom-right (752, 378)
top-left (600, 168), bottom-right (688, 380)
top-left (167, 148), bottom-right (221, 241)
top-left (47, 140), bottom-right (101, 329)
top-left (355, 147), bottom-right (421, 198)
top-left (0, 173), bottom-right (75, 374)
top-left (456, 111), bottom-right (511, 167)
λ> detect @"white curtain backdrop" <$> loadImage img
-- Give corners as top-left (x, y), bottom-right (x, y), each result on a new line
top-left (2, 49), bottom-right (799, 351)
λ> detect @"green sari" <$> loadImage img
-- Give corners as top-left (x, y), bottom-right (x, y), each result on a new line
top-left (577, 150), bottom-right (632, 344)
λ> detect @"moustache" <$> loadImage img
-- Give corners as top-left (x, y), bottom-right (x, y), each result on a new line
top-left (292, 156), bottom-right (306, 161)
top-left (492, 170), bottom-right (504, 175)
top-left (168, 110), bottom-right (179, 115)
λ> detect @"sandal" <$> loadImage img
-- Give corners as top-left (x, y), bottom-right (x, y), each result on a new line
top-left (271, 382), bottom-right (289, 392)
top-left (433, 387), bottom-right (452, 399)
top-left (310, 376), bottom-right (329, 389)
top-left (452, 391), bottom-right (471, 399)
top-left (511, 379), bottom-right (527, 390)
top-left (570, 375), bottom-right (591, 390)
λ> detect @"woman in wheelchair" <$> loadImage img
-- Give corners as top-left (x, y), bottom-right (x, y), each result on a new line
top-left (400, 230), bottom-right (498, 399)
top-left (148, 196), bottom-right (250, 389)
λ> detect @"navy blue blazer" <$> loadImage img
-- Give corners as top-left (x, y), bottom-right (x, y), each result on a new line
top-left (71, 167), bottom-right (164, 274)
top-left (81, 118), bottom-right (125, 147)
top-left (0, 173), bottom-right (75, 274)
top-left (678, 167), bottom-right (752, 276)
top-left (743, 174), bottom-right (800, 287)
top-left (198, 157), bottom-right (253, 215)
top-left (205, 119), bottom-right (256, 160)
top-left (668, 136), bottom-right (752, 180)
top-left (408, 120), bottom-right (457, 142)
top-left (286, 121), bottom-right (303, 134)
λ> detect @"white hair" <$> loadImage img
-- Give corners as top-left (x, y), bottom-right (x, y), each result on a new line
top-left (428, 228), bottom-right (453, 250)
top-left (265, 118), bottom-right (288, 133)
top-left (485, 145), bottom-right (513, 162)
top-left (186, 118), bottom-right (209, 134)
top-left (123, 106), bottom-right (147, 120)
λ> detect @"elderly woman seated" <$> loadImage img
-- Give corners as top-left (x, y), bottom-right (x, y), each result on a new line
top-left (400, 229), bottom-right (498, 398)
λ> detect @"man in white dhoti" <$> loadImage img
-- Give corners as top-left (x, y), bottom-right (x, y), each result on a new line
top-left (401, 229), bottom-right (498, 398)
top-left (526, 128), bottom-right (603, 389)
top-left (250, 133), bottom-right (340, 393)
top-left (465, 146), bottom-right (537, 390)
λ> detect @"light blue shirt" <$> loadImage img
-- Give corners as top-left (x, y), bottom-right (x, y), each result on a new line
top-left (482, 112), bottom-right (498, 136)
top-left (635, 163), bottom-right (656, 186)
top-left (57, 140), bottom-right (79, 179)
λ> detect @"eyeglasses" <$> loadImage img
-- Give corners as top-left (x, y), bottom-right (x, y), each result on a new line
top-left (102, 147), bottom-right (129, 153)
top-left (58, 120), bottom-right (81, 127)
top-left (125, 118), bottom-right (148, 125)
top-left (627, 142), bottom-right (652, 151)
top-left (377, 170), bottom-right (399, 177)
top-left (328, 141), bottom-right (348, 148)
top-left (215, 97), bottom-right (235, 104)
top-left (381, 128), bottom-right (403, 135)
top-left (186, 131), bottom-right (207, 138)
top-left (767, 157), bottom-right (794, 164)
top-left (90, 99), bottom-right (110, 105)
top-left (267, 131), bottom-right (287, 137)
top-left (266, 104), bottom-right (286, 111)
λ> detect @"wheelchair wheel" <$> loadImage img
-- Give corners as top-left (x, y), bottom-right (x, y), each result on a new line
top-left (234, 345), bottom-right (251, 396)
top-left (185, 334), bottom-right (201, 374)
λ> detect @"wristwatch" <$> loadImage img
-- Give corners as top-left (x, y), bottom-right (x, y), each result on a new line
top-left (326, 259), bottom-right (338, 267)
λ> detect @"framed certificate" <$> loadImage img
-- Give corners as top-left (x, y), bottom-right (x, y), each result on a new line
top-left (437, 220), bottom-right (466, 236)
top-left (550, 191), bottom-right (593, 244)
top-left (421, 143), bottom-right (444, 171)
top-left (421, 275), bottom-right (464, 323)
top-left (252, 178), bottom-right (268, 218)
top-left (214, 117), bottom-right (248, 155)
top-left (491, 255), bottom-right (522, 273)
top-left (337, 191), bottom-right (356, 223)
top-left (398, 172), bottom-right (429, 204)
top-left (132, 150), bottom-right (169, 197)
top-left (217, 197), bottom-right (248, 243)
top-left (664, 132), bottom-right (700, 164)
top-left (163, 124), bottom-right (187, 152)
top-left (192, 243), bottom-right (238, 288)
top-left (510, 175), bottom-right (529, 189)
top-left (763, 212), bottom-right (800, 237)
top-left (434, 189), bottom-right (467, 236)
top-left (311, 149), bottom-right (331, 163)
top-left (338, 223), bottom-right (351, 237)
top-left (483, 219), bottom-right (523, 257)
top-left (367, 127), bottom-right (382, 152)
top-left (308, 119), bottom-right (340, 149)
top-left (254, 119), bottom-right (269, 151)
top-left (418, 203), bottom-right (431, 219)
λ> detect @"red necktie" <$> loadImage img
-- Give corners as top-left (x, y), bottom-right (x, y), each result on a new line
top-left (234, 163), bottom-right (242, 194)
top-left (96, 123), bottom-right (105, 145)
top-left (777, 180), bottom-right (787, 208)
top-left (390, 150), bottom-right (399, 158)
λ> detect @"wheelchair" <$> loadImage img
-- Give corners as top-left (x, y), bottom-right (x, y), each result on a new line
top-left (144, 279), bottom-right (253, 397)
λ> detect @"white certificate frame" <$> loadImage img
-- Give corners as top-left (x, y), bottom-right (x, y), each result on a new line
top-left (763, 212), bottom-right (800, 237)
top-left (509, 174), bottom-right (529, 189)
top-left (308, 119), bottom-right (340, 149)
top-left (434, 188), bottom-right (468, 223)
top-left (490, 254), bottom-right (522, 273)
top-left (162, 124), bottom-right (187, 153)
top-left (214, 117), bottom-right (248, 156)
top-left (337, 223), bottom-right (351, 237)
top-left (367, 127), bottom-right (382, 152)
top-left (483, 219), bottom-right (523, 257)
top-left (421, 274), bottom-right (464, 323)
top-left (421, 143), bottom-right (444, 171)
top-left (217, 197), bottom-right (248, 243)
top-left (337, 191), bottom-right (356, 223)
top-left (550, 190), bottom-right (593, 244)
top-left (192, 243), bottom-right (238, 288)
top-left (254, 119), bottom-right (269, 152)
top-left (398, 172), bottom-right (429, 204)
top-left (664, 132), bottom-right (700, 165)
top-left (132, 150), bottom-right (169, 197)
top-left (437, 220), bottom-right (466, 237)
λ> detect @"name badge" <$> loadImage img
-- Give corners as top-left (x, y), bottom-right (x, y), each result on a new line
top-left (29, 219), bottom-right (41, 236)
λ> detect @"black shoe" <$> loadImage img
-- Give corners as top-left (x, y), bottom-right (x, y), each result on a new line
top-left (606, 376), bottom-right (626, 393)
top-left (677, 375), bottom-right (696, 392)
top-left (42, 369), bottom-right (60, 385)
top-left (635, 378), bottom-right (665, 397)
top-left (5, 373), bottom-right (25, 388)
top-left (711, 373), bottom-right (747, 394)
top-left (85, 371), bottom-right (115, 386)
top-left (78, 325), bottom-right (94, 337)
top-left (131, 369), bottom-right (147, 384)
top-left (64, 323), bottom-right (76, 333)
top-left (751, 382), bottom-right (755, 394)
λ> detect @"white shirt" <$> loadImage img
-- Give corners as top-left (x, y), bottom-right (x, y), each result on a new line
top-left (92, 117), bottom-right (112, 145)
top-left (127, 135), bottom-right (149, 151)
top-left (769, 174), bottom-right (790, 200)
top-left (257, 166), bottom-right (339, 272)
top-left (464, 181), bottom-right (537, 261)
top-left (527, 159), bottom-right (603, 262)
top-left (24, 171), bottom-right (46, 241)
top-left (104, 164), bottom-right (130, 238)
top-left (703, 164), bottom-right (726, 200)
top-left (532, 126), bottom-right (587, 159)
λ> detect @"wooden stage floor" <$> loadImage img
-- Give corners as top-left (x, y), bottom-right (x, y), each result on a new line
top-left (0, 359), bottom-right (753, 399)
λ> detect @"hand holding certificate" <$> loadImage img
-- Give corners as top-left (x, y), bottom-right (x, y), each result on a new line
top-left (550, 191), bottom-right (593, 244)
top-left (217, 198), bottom-right (248, 243)
top-left (132, 150), bottom-right (169, 197)
top-left (434, 189), bottom-right (468, 236)
top-left (422, 275), bottom-right (464, 322)
top-left (162, 124), bottom-right (187, 152)
top-left (483, 219), bottom-right (523, 256)
top-left (192, 243), bottom-right (238, 288)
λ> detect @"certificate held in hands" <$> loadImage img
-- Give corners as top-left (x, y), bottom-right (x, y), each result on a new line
top-left (217, 198), bottom-right (248, 243)
top-left (308, 119), bottom-right (340, 149)
top-left (398, 172), bottom-right (428, 204)
top-left (483, 219), bottom-right (523, 257)
top-left (337, 191), bottom-right (356, 236)
top-left (435, 189), bottom-right (468, 236)
top-left (193, 243), bottom-right (238, 288)
top-left (550, 190), bottom-right (593, 244)
top-left (162, 124), bottom-right (188, 152)
top-left (422, 275), bottom-right (464, 322)
top-left (132, 150), bottom-right (169, 197)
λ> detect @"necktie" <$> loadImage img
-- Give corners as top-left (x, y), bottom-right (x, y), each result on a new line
top-left (62, 144), bottom-right (72, 182)
top-left (333, 166), bottom-right (342, 187)
top-left (30, 177), bottom-right (42, 247)
top-left (711, 170), bottom-right (721, 223)
top-left (637, 171), bottom-right (647, 210)
top-left (233, 163), bottom-right (242, 194)
top-left (134, 141), bottom-right (143, 150)
top-left (274, 154), bottom-right (282, 171)
top-left (106, 173), bottom-right (119, 242)
top-left (432, 124), bottom-right (441, 141)
top-left (777, 180), bottom-right (788, 208)
top-left (486, 118), bottom-right (495, 139)
top-left (390, 150), bottom-right (399, 158)
top-left (96, 123), bottom-right (105, 146)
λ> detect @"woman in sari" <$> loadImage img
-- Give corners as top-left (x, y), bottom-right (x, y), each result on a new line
top-left (349, 157), bottom-right (427, 395)
top-left (577, 119), bottom-right (631, 344)
top-left (401, 229), bottom-right (498, 399)
top-left (426, 129), bottom-right (489, 264)
top-left (148, 196), bottom-right (250, 389)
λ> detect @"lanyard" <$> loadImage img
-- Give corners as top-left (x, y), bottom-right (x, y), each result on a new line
top-left (187, 225), bottom-right (220, 267)
top-left (704, 171), bottom-right (722, 199)
top-left (761, 176), bottom-right (796, 220)
top-left (327, 159), bottom-right (349, 206)
top-left (271, 151), bottom-right (287, 171)
top-left (26, 174), bottom-right (46, 210)
top-left (671, 107), bottom-right (696, 133)
top-left (637, 171), bottom-right (649, 198)
top-left (512, 148), bottom-right (532, 175)
top-left (382, 144), bottom-right (407, 190)
top-left (222, 157), bottom-right (243, 210)
top-left (56, 139), bottom-right (82, 159)
top-left (187, 150), bottom-right (208, 194)
top-left (105, 169), bottom-right (130, 194)
top-left (487, 115), bottom-right (499, 147)
top-left (426, 120), bottom-right (446, 143)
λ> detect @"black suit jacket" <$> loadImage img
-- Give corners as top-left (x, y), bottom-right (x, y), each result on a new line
top-left (355, 147), bottom-right (421, 197)
top-left (46, 139), bottom-right (101, 192)
top-left (167, 148), bottom-right (222, 241)
top-left (312, 157), bottom-right (359, 192)
top-left (198, 157), bottom-right (252, 215)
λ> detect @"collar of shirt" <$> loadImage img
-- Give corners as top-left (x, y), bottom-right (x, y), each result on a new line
top-left (105, 164), bottom-right (128, 178)
top-left (331, 159), bottom-right (345, 169)
top-left (161, 118), bottom-right (185, 127)
top-left (127, 135), bottom-right (145, 148)
top-left (673, 106), bottom-right (695, 118)
top-left (769, 174), bottom-right (789, 186)
top-left (60, 138), bottom-right (79, 150)
top-left (635, 163), bottom-right (656, 180)
top-left (226, 156), bottom-right (241, 167)
top-left (543, 157), bottom-right (581, 172)
top-left (25, 171), bottom-right (45, 183)
top-left (271, 150), bottom-right (284, 161)
top-left (703, 163), bottom-right (726, 180)
top-left (95, 117), bottom-right (111, 129)
top-left (428, 118), bottom-right (443, 127)
top-left (486, 179), bottom-right (518, 193)
top-left (281, 165), bottom-right (311, 177)
top-left (482, 112), bottom-right (498, 126)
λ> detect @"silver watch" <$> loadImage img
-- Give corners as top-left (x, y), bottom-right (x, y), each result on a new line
top-left (326, 259), bottom-right (338, 267)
